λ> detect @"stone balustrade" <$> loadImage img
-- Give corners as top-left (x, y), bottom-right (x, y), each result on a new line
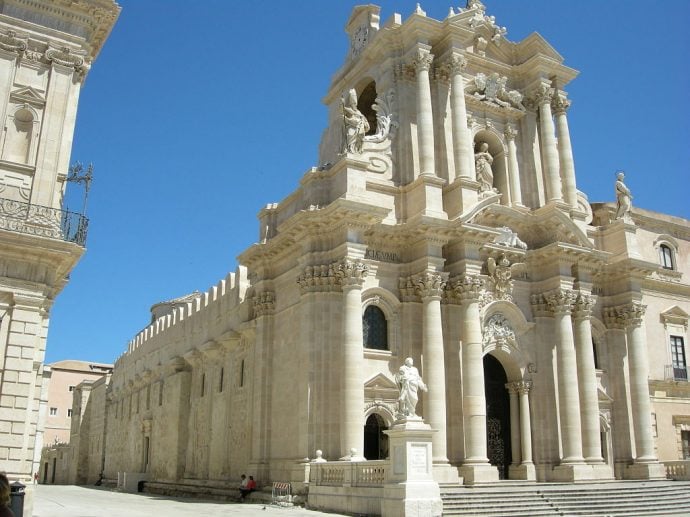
top-left (664, 460), bottom-right (690, 480)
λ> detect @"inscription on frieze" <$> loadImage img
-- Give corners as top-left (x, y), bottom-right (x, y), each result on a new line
top-left (364, 248), bottom-right (401, 263)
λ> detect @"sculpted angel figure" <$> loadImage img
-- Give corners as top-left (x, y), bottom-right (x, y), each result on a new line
top-left (396, 357), bottom-right (427, 419)
top-left (487, 254), bottom-right (526, 300)
top-left (342, 88), bottom-right (369, 154)
top-left (474, 142), bottom-right (494, 192)
top-left (614, 171), bottom-right (633, 220)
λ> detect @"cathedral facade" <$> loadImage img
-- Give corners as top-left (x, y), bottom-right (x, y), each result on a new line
top-left (93, 2), bottom-right (689, 492)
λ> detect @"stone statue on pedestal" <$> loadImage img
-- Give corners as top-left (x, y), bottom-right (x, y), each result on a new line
top-left (614, 171), bottom-right (633, 221)
top-left (396, 357), bottom-right (427, 419)
top-left (474, 142), bottom-right (494, 192)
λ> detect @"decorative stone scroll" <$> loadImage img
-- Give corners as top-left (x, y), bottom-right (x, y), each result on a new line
top-left (466, 72), bottom-right (525, 110)
top-left (0, 29), bottom-right (27, 53)
top-left (363, 88), bottom-right (398, 144)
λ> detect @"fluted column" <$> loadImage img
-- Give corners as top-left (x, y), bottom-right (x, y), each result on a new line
top-left (453, 275), bottom-right (489, 464)
top-left (412, 48), bottom-right (435, 176)
top-left (553, 92), bottom-right (577, 207)
top-left (338, 259), bottom-right (368, 458)
top-left (415, 271), bottom-right (449, 463)
top-left (572, 293), bottom-right (604, 463)
top-left (532, 82), bottom-right (562, 202)
top-left (619, 302), bottom-right (656, 462)
top-left (448, 53), bottom-right (474, 180)
top-left (506, 383), bottom-right (521, 466)
top-left (504, 125), bottom-right (523, 206)
top-left (545, 288), bottom-right (584, 464)
top-left (517, 381), bottom-right (534, 465)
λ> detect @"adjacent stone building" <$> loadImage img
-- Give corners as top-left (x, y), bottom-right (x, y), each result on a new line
top-left (89, 0), bottom-right (688, 499)
top-left (0, 0), bottom-right (119, 480)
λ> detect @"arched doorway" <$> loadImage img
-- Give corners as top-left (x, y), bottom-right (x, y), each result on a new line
top-left (364, 413), bottom-right (388, 460)
top-left (484, 354), bottom-right (511, 479)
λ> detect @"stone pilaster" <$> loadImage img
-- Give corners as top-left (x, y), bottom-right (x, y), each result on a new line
top-left (504, 125), bottom-right (523, 206)
top-left (452, 275), bottom-right (498, 483)
top-left (531, 82), bottom-right (562, 202)
top-left (552, 92), bottom-right (578, 208)
top-left (337, 259), bottom-right (368, 459)
top-left (447, 53), bottom-right (473, 180)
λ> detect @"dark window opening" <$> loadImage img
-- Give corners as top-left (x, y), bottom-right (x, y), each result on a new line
top-left (357, 81), bottom-right (378, 136)
top-left (363, 305), bottom-right (388, 350)
top-left (660, 244), bottom-right (674, 270)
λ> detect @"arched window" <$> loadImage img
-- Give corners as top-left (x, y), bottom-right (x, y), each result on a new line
top-left (363, 305), bottom-right (388, 350)
top-left (660, 244), bottom-right (674, 270)
top-left (357, 81), bottom-right (377, 136)
top-left (363, 413), bottom-right (388, 460)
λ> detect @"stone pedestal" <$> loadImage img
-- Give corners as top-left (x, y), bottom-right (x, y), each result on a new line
top-left (406, 174), bottom-right (448, 220)
top-left (509, 463), bottom-right (536, 480)
top-left (552, 463), bottom-right (593, 482)
top-left (625, 462), bottom-right (666, 480)
top-left (382, 419), bottom-right (442, 517)
top-left (443, 177), bottom-right (480, 219)
top-left (458, 463), bottom-right (499, 484)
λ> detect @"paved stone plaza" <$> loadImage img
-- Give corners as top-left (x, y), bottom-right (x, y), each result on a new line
top-left (32, 485), bottom-right (346, 517)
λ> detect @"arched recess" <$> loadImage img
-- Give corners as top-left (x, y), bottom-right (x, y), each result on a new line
top-left (472, 128), bottom-right (509, 205)
top-left (363, 412), bottom-right (390, 460)
top-left (1, 104), bottom-right (40, 165)
top-left (362, 288), bottom-right (400, 356)
top-left (481, 300), bottom-right (533, 381)
top-left (590, 317), bottom-right (609, 372)
top-left (356, 79), bottom-right (377, 136)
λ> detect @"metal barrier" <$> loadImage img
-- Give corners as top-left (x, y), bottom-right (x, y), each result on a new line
top-left (271, 481), bottom-right (292, 506)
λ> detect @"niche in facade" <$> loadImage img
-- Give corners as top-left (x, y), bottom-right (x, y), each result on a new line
top-left (357, 81), bottom-right (377, 136)
top-left (473, 130), bottom-right (508, 205)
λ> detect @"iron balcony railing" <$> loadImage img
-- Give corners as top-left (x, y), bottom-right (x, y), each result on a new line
top-left (665, 364), bottom-right (688, 382)
top-left (0, 197), bottom-right (88, 246)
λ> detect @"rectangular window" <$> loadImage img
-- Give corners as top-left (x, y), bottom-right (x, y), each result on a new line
top-left (67, 409), bottom-right (72, 417)
top-left (682, 430), bottom-right (690, 459)
top-left (68, 385), bottom-right (75, 392)
top-left (651, 412), bottom-right (658, 438)
top-left (671, 336), bottom-right (687, 381)
top-left (49, 407), bottom-right (57, 416)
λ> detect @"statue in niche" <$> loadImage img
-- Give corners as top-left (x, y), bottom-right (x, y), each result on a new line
top-left (614, 171), bottom-right (633, 221)
top-left (474, 142), bottom-right (495, 192)
top-left (395, 357), bottom-right (427, 419)
top-left (341, 88), bottom-right (369, 154)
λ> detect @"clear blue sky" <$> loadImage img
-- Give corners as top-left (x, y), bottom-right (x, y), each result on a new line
top-left (47, 0), bottom-right (690, 364)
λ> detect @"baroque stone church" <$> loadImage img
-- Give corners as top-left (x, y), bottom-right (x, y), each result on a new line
top-left (71, 1), bottom-right (689, 497)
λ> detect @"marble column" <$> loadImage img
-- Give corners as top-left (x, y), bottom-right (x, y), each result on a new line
top-left (572, 293), bottom-right (604, 464)
top-left (448, 53), bottom-right (474, 180)
top-left (545, 289), bottom-right (584, 464)
top-left (506, 383), bottom-right (521, 466)
top-left (517, 381), bottom-right (534, 466)
top-left (453, 275), bottom-right (497, 482)
top-left (504, 125), bottom-right (523, 206)
top-left (338, 259), bottom-right (368, 458)
top-left (553, 92), bottom-right (578, 208)
top-left (619, 302), bottom-right (656, 463)
top-left (412, 48), bottom-right (436, 176)
top-left (415, 271), bottom-right (449, 463)
top-left (532, 82), bottom-right (562, 202)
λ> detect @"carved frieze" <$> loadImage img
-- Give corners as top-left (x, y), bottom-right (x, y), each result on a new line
top-left (297, 263), bottom-right (340, 293)
top-left (253, 291), bottom-right (275, 317)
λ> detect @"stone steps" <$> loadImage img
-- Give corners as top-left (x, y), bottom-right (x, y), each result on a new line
top-left (441, 480), bottom-right (690, 516)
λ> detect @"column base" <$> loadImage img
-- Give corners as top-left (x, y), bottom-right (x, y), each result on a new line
top-left (431, 462), bottom-right (462, 484)
top-left (458, 463), bottom-right (499, 485)
top-left (509, 463), bottom-right (536, 481)
top-left (624, 461), bottom-right (666, 480)
top-left (552, 463), bottom-right (597, 482)
top-left (382, 481), bottom-right (442, 517)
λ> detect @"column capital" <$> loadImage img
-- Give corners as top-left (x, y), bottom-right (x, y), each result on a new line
top-left (415, 271), bottom-right (448, 299)
top-left (544, 288), bottom-right (577, 315)
top-left (605, 301), bottom-right (647, 329)
top-left (516, 380), bottom-right (532, 395)
top-left (504, 125), bottom-right (518, 141)
top-left (0, 28), bottom-right (27, 54)
top-left (572, 292), bottom-right (597, 320)
top-left (450, 274), bottom-right (485, 303)
top-left (337, 258), bottom-right (369, 288)
top-left (297, 262), bottom-right (340, 294)
top-left (551, 92), bottom-right (571, 115)
top-left (253, 290), bottom-right (275, 317)
top-left (435, 54), bottom-right (466, 84)
top-left (528, 82), bottom-right (554, 108)
top-left (411, 47), bottom-right (434, 72)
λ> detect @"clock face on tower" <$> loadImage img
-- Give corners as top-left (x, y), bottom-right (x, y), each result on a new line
top-left (351, 25), bottom-right (368, 56)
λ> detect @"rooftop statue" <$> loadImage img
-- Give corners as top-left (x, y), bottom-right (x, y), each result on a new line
top-left (396, 357), bottom-right (427, 419)
top-left (341, 88), bottom-right (369, 154)
top-left (614, 171), bottom-right (633, 221)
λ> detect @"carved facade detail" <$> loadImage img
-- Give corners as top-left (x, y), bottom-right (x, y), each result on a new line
top-left (544, 288), bottom-right (578, 314)
top-left (253, 291), bottom-right (275, 317)
top-left (0, 29), bottom-right (27, 53)
top-left (466, 72), bottom-right (525, 110)
top-left (604, 301), bottom-right (647, 329)
top-left (448, 274), bottom-right (485, 303)
top-left (487, 254), bottom-right (525, 301)
top-left (483, 313), bottom-right (516, 346)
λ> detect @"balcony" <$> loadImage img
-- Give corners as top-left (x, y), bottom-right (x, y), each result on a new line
top-left (665, 364), bottom-right (688, 382)
top-left (0, 197), bottom-right (88, 246)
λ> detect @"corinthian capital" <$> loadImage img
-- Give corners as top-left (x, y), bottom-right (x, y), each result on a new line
top-left (414, 271), bottom-right (448, 299)
top-left (253, 291), bottom-right (275, 317)
top-left (572, 292), bottom-right (596, 319)
top-left (450, 274), bottom-right (484, 302)
top-left (412, 48), bottom-right (434, 72)
top-left (297, 263), bottom-right (339, 293)
top-left (617, 301), bottom-right (647, 328)
top-left (551, 92), bottom-right (571, 115)
top-left (529, 82), bottom-right (554, 107)
top-left (449, 53), bottom-right (468, 74)
top-left (504, 125), bottom-right (518, 141)
top-left (544, 288), bottom-right (577, 314)
top-left (337, 259), bottom-right (369, 288)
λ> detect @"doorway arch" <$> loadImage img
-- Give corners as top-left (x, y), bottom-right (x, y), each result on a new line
top-left (364, 413), bottom-right (388, 460)
top-left (484, 354), bottom-right (511, 479)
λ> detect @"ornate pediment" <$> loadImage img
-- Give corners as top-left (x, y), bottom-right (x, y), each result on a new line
top-left (9, 86), bottom-right (45, 107)
top-left (660, 306), bottom-right (689, 330)
top-left (364, 373), bottom-right (399, 400)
